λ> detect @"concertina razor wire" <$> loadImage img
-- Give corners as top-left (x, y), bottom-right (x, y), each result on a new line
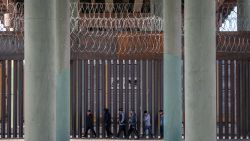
top-left (0, 2), bottom-right (249, 59)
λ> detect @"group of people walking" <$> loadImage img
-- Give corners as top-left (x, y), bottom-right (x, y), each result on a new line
top-left (83, 108), bottom-right (164, 139)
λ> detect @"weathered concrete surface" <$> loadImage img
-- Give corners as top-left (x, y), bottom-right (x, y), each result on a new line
top-left (24, 0), bottom-right (70, 141)
top-left (184, 0), bottom-right (216, 141)
top-left (24, 0), bottom-right (56, 141)
top-left (55, 0), bottom-right (70, 141)
top-left (163, 0), bottom-right (182, 141)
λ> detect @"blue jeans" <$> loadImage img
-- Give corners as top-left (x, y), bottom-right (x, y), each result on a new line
top-left (143, 125), bottom-right (152, 137)
top-left (160, 125), bottom-right (163, 138)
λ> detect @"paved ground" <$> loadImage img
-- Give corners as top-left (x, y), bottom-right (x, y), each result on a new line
top-left (0, 139), bottom-right (250, 141)
top-left (0, 140), bottom-right (161, 141)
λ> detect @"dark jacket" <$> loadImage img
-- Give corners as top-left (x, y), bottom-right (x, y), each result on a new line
top-left (129, 112), bottom-right (137, 126)
top-left (104, 111), bottom-right (111, 127)
top-left (119, 112), bottom-right (126, 125)
top-left (86, 113), bottom-right (94, 127)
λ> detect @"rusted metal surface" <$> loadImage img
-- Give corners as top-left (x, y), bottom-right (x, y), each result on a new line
top-left (0, 31), bottom-right (249, 60)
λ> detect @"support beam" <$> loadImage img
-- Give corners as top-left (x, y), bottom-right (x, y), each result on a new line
top-left (24, 0), bottom-right (56, 140)
top-left (184, 0), bottom-right (216, 141)
top-left (55, 0), bottom-right (70, 141)
top-left (25, 0), bottom-right (70, 141)
top-left (163, 0), bottom-right (182, 140)
top-left (238, 0), bottom-right (250, 31)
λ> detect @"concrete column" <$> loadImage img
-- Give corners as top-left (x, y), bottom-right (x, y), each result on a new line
top-left (24, 0), bottom-right (56, 141)
top-left (238, 0), bottom-right (250, 31)
top-left (163, 0), bottom-right (182, 141)
top-left (25, 0), bottom-right (70, 141)
top-left (55, 0), bottom-right (70, 141)
top-left (184, 0), bottom-right (216, 141)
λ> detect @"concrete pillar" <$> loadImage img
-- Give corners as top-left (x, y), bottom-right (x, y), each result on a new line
top-left (24, 0), bottom-right (56, 140)
top-left (55, 0), bottom-right (70, 141)
top-left (238, 0), bottom-right (250, 31)
top-left (24, 0), bottom-right (70, 141)
top-left (184, 0), bottom-right (216, 141)
top-left (163, 0), bottom-right (182, 141)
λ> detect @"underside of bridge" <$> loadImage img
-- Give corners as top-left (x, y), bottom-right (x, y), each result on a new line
top-left (0, 0), bottom-right (249, 141)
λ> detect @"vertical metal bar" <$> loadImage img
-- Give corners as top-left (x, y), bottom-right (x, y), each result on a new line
top-left (248, 61), bottom-right (250, 138)
top-left (74, 60), bottom-right (77, 138)
top-left (108, 60), bottom-right (112, 134)
top-left (136, 60), bottom-right (141, 134)
top-left (151, 60), bottom-right (155, 137)
top-left (118, 60), bottom-right (124, 136)
top-left (142, 60), bottom-right (147, 125)
top-left (143, 60), bottom-right (147, 133)
top-left (101, 60), bottom-right (105, 137)
top-left (104, 60), bottom-right (108, 109)
top-left (131, 60), bottom-right (135, 111)
top-left (96, 60), bottom-right (100, 137)
top-left (90, 60), bottom-right (94, 134)
top-left (82, 60), bottom-right (85, 137)
top-left (130, 60), bottom-right (135, 138)
top-left (236, 60), bottom-right (241, 139)
top-left (240, 60), bottom-right (243, 138)
top-left (72, 60), bottom-right (77, 138)
top-left (230, 60), bottom-right (235, 138)
top-left (125, 60), bottom-right (129, 129)
top-left (70, 60), bottom-right (73, 137)
top-left (19, 60), bottom-right (24, 138)
top-left (218, 60), bottom-right (223, 139)
top-left (7, 60), bottom-right (11, 138)
top-left (225, 60), bottom-right (229, 139)
top-left (13, 60), bottom-right (18, 138)
top-left (119, 60), bottom-right (123, 110)
top-left (70, 60), bottom-right (73, 136)
top-left (242, 61), bottom-right (246, 138)
top-left (108, 60), bottom-right (111, 112)
top-left (158, 60), bottom-right (162, 136)
top-left (216, 60), bottom-right (218, 139)
top-left (245, 61), bottom-right (249, 137)
top-left (75, 60), bottom-right (79, 138)
top-left (78, 60), bottom-right (82, 137)
top-left (72, 60), bottom-right (78, 138)
top-left (110, 60), bottom-right (114, 133)
top-left (113, 60), bottom-right (117, 135)
top-left (1, 61), bottom-right (6, 138)
top-left (154, 60), bottom-right (159, 137)
top-left (160, 59), bottom-right (164, 136)
top-left (160, 59), bottom-right (163, 111)
top-left (148, 60), bottom-right (153, 130)
top-left (248, 61), bottom-right (250, 137)
top-left (84, 60), bottom-right (88, 132)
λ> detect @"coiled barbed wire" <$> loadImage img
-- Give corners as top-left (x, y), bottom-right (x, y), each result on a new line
top-left (0, 2), bottom-right (249, 59)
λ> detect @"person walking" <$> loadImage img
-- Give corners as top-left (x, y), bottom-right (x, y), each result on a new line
top-left (127, 110), bottom-right (140, 139)
top-left (103, 108), bottom-right (113, 138)
top-left (83, 110), bottom-right (97, 138)
top-left (143, 110), bottom-right (152, 138)
top-left (116, 108), bottom-right (127, 138)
